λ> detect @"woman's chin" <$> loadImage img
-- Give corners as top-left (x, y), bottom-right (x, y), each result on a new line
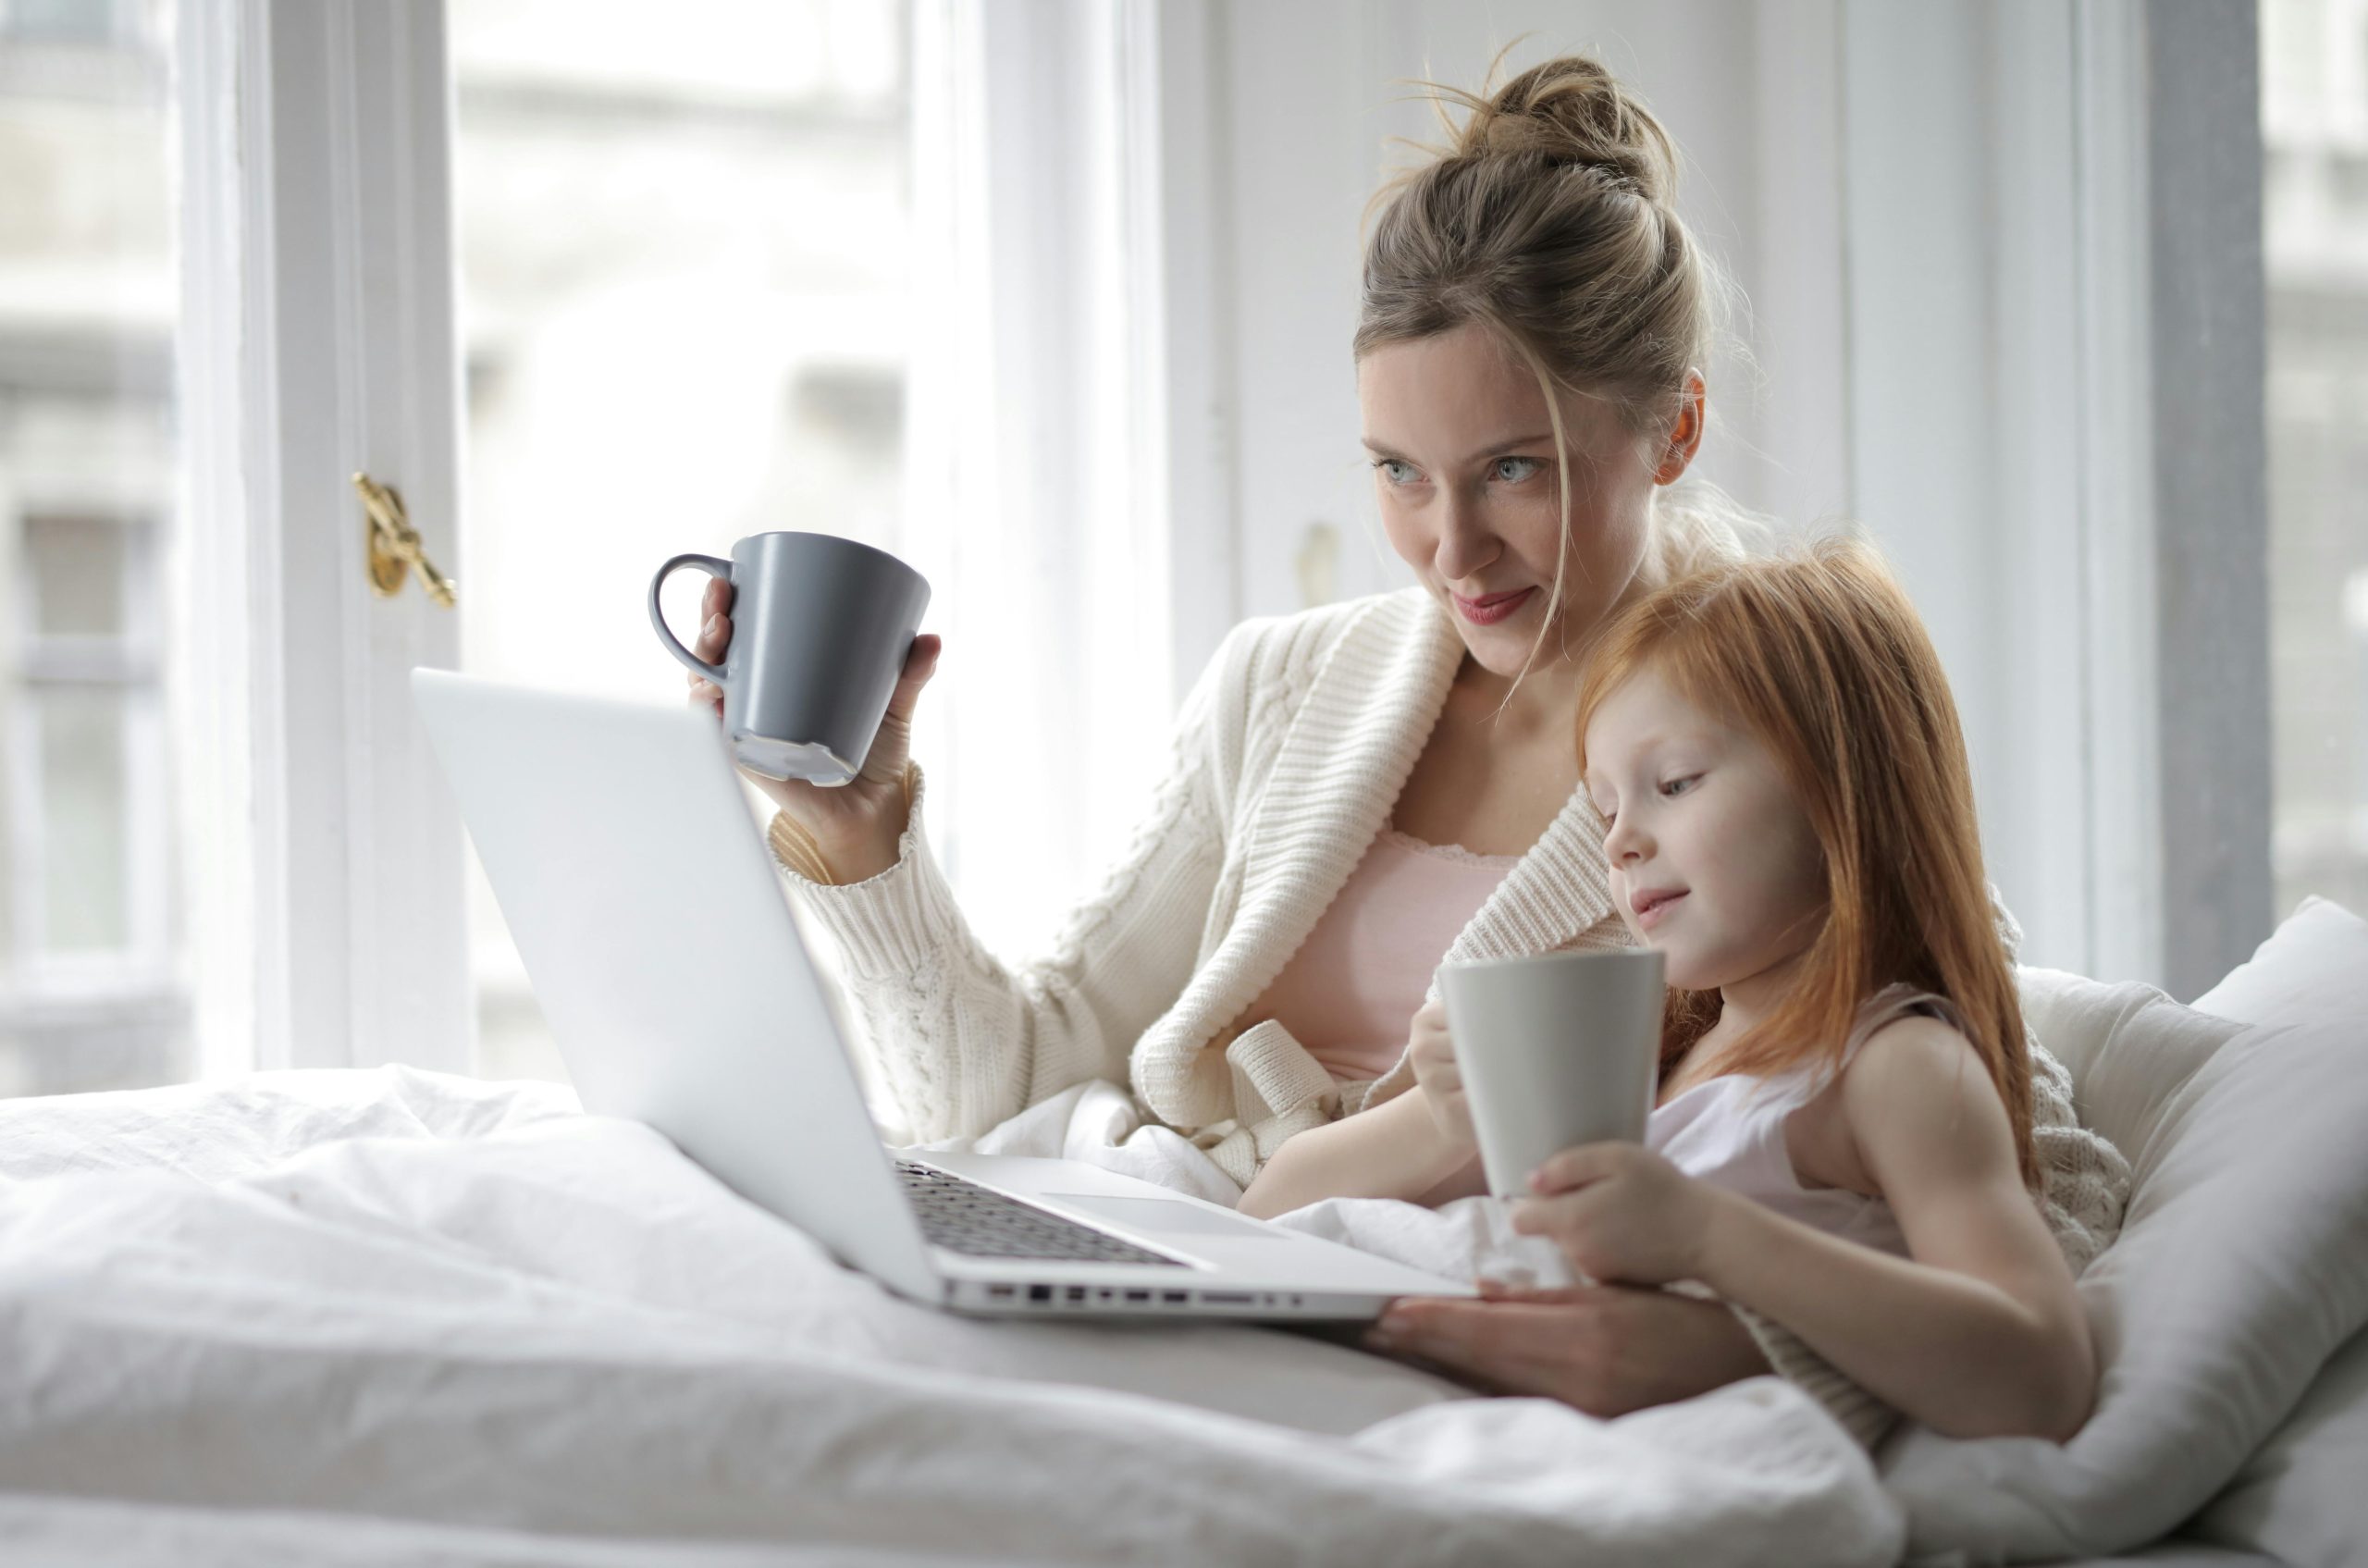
top-left (1448, 619), bottom-right (1547, 675)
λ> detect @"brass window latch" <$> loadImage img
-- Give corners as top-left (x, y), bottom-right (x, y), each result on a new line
top-left (353, 472), bottom-right (457, 608)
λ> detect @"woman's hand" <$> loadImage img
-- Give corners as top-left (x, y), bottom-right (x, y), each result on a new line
top-left (1363, 1279), bottom-right (1770, 1416)
top-left (685, 574), bottom-right (943, 877)
top-left (1405, 998), bottom-right (1475, 1156)
top-left (1511, 1142), bottom-right (1728, 1287)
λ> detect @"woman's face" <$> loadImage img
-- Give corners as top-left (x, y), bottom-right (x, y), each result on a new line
top-left (1358, 322), bottom-right (1675, 680)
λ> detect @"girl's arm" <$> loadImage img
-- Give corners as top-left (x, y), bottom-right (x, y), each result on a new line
top-left (1236, 1088), bottom-right (1474, 1218)
top-left (1520, 1017), bottom-right (2096, 1441)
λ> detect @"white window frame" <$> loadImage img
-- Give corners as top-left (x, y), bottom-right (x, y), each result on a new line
top-left (176, 0), bottom-right (470, 1076)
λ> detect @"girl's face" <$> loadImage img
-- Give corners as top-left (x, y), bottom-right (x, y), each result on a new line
top-left (1583, 665), bottom-right (1828, 1000)
top-left (1357, 323), bottom-right (1666, 679)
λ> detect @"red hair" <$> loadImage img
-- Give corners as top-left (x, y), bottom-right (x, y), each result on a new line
top-left (1574, 537), bottom-right (2038, 1187)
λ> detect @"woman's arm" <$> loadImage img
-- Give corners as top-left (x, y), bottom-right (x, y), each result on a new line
top-left (1520, 1018), bottom-right (2096, 1441)
top-left (771, 621), bottom-right (1264, 1142)
top-left (1364, 1281), bottom-right (1773, 1415)
top-left (1236, 1089), bottom-right (1473, 1218)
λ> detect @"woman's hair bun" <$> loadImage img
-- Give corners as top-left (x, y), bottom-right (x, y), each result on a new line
top-left (1449, 56), bottom-right (1677, 206)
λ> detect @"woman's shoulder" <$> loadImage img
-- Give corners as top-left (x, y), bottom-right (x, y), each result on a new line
top-left (1185, 585), bottom-right (1435, 734)
top-left (1210, 583), bottom-right (1434, 683)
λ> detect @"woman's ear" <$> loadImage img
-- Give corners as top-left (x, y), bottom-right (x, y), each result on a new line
top-left (1652, 372), bottom-right (1708, 486)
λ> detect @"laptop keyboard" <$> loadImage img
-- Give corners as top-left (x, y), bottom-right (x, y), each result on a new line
top-left (894, 1160), bottom-right (1188, 1266)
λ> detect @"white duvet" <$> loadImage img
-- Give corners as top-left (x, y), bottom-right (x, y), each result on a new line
top-left (0, 1067), bottom-right (1902, 1567)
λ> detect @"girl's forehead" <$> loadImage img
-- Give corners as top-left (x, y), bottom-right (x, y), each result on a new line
top-left (1585, 665), bottom-right (1741, 764)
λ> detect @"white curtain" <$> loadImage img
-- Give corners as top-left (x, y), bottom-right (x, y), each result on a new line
top-left (898, 0), bottom-right (1177, 962)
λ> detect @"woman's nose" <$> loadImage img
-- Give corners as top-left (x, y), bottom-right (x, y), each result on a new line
top-left (1433, 489), bottom-right (1498, 582)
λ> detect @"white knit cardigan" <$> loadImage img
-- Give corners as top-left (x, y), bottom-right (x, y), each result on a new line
top-left (771, 582), bottom-right (2130, 1445)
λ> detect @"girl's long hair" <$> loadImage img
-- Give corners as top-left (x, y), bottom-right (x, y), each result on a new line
top-left (1575, 537), bottom-right (2039, 1188)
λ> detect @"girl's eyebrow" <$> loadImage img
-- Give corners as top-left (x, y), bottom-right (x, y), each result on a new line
top-left (1360, 433), bottom-right (1555, 466)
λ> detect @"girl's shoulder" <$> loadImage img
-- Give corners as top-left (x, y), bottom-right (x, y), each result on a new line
top-left (1785, 996), bottom-right (1984, 1196)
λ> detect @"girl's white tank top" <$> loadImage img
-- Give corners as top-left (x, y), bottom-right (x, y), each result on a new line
top-left (1646, 984), bottom-right (1967, 1259)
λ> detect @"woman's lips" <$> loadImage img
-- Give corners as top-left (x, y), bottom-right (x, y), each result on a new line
top-left (1452, 586), bottom-right (1536, 625)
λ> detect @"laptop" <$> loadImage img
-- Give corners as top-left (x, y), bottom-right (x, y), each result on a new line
top-left (411, 669), bottom-right (1475, 1320)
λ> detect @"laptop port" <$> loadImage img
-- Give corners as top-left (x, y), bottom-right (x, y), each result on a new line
top-left (1028, 1284), bottom-right (1052, 1303)
top-left (1202, 1291), bottom-right (1255, 1305)
top-left (988, 1284), bottom-right (1015, 1300)
top-left (1162, 1290), bottom-right (1189, 1303)
top-left (1065, 1285), bottom-right (1087, 1303)
top-left (1123, 1290), bottom-right (1151, 1303)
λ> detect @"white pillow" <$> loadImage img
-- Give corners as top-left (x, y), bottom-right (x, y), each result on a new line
top-left (2191, 895), bottom-right (2368, 1028)
top-left (1880, 940), bottom-right (2368, 1561)
top-left (2178, 897), bottom-right (2368, 1568)
top-left (2189, 1324), bottom-right (2368, 1568)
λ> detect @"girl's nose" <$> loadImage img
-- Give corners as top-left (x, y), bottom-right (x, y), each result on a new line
top-left (1604, 812), bottom-right (1648, 865)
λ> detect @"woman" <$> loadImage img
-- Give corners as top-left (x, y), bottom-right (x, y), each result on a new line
top-left (690, 55), bottom-right (2125, 1438)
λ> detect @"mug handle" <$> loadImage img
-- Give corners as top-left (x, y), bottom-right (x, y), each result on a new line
top-left (648, 553), bottom-right (734, 684)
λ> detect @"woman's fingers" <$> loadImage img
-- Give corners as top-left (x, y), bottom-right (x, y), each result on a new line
top-left (1367, 1298), bottom-right (1586, 1401)
top-left (882, 634), bottom-right (943, 722)
top-left (693, 611), bottom-right (731, 665)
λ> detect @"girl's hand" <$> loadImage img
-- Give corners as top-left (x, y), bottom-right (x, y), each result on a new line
top-left (1404, 998), bottom-right (1474, 1154)
top-left (685, 574), bottom-right (943, 875)
top-left (1511, 1142), bottom-right (1725, 1286)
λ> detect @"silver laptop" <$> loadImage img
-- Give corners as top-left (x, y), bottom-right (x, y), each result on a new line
top-left (412, 669), bottom-right (1474, 1320)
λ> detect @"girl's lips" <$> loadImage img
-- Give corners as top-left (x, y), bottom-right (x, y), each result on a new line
top-left (1452, 586), bottom-right (1536, 626)
top-left (1634, 890), bottom-right (1688, 931)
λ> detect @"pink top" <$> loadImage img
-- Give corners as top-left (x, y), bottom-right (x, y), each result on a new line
top-left (1646, 984), bottom-right (1960, 1257)
top-left (1240, 825), bottom-right (1518, 1082)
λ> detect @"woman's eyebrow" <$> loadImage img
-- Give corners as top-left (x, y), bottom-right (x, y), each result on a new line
top-left (1359, 432), bottom-right (1555, 465)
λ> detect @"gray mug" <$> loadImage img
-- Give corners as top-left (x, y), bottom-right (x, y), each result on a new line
top-left (649, 531), bottom-right (931, 785)
top-left (1438, 948), bottom-right (1666, 1198)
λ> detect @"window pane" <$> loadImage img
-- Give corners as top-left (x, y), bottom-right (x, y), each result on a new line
top-left (450, 0), bottom-right (913, 1082)
top-left (0, 0), bottom-right (189, 1096)
top-left (25, 514), bottom-right (128, 635)
top-left (2263, 0), bottom-right (2368, 920)
top-left (39, 686), bottom-right (129, 953)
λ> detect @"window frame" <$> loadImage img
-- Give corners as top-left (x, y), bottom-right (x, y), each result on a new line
top-left (176, 0), bottom-right (470, 1076)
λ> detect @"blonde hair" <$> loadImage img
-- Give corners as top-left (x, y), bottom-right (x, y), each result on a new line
top-left (1574, 538), bottom-right (2040, 1189)
top-left (1357, 52), bottom-right (1758, 681)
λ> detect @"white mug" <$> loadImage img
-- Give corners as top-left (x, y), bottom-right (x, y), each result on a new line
top-left (1437, 948), bottom-right (1666, 1198)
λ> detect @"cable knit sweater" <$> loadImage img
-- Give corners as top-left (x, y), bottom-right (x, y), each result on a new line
top-left (769, 583), bottom-right (2130, 1446)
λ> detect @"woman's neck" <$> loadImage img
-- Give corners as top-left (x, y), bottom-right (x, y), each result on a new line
top-left (1450, 649), bottom-right (1582, 737)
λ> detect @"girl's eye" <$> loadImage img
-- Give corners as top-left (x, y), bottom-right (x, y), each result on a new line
top-left (1374, 459), bottom-right (1421, 487)
top-left (1659, 774), bottom-right (1701, 798)
top-left (1491, 456), bottom-right (1541, 483)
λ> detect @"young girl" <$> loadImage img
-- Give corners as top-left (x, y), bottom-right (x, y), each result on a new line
top-left (1248, 539), bottom-right (2097, 1442)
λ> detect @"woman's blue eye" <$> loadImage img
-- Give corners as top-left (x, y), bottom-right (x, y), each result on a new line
top-left (1374, 459), bottom-right (1420, 486)
top-left (1492, 456), bottom-right (1541, 483)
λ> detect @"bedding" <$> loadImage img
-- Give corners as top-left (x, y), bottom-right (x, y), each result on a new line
top-left (4, 900), bottom-right (2362, 1565)
top-left (0, 1067), bottom-right (1900, 1566)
